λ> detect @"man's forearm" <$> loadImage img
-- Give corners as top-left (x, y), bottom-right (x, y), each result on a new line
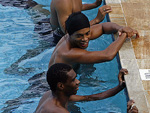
top-left (90, 18), bottom-right (100, 26)
top-left (85, 85), bottom-right (124, 101)
top-left (103, 33), bottom-right (126, 61)
top-left (69, 84), bottom-right (125, 102)
top-left (102, 22), bottom-right (123, 34)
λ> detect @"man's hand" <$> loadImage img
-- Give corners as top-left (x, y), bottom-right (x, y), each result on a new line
top-left (95, 5), bottom-right (112, 23)
top-left (118, 27), bottom-right (140, 38)
top-left (94, 0), bottom-right (102, 7)
top-left (127, 100), bottom-right (138, 113)
top-left (118, 68), bottom-right (128, 88)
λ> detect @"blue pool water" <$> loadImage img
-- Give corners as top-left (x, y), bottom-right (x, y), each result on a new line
top-left (0, 0), bottom-right (128, 113)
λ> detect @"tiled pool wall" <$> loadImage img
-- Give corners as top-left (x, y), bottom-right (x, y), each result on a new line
top-left (105, 0), bottom-right (150, 112)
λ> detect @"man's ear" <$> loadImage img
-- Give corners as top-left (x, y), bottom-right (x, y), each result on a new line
top-left (57, 82), bottom-right (64, 90)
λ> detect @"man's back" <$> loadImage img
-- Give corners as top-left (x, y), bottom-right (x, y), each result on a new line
top-left (50, 0), bottom-right (82, 32)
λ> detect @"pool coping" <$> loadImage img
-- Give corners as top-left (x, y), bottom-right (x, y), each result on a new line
top-left (105, 0), bottom-right (150, 112)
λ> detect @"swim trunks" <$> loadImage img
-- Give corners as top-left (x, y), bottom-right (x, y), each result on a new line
top-left (53, 28), bottom-right (65, 44)
top-left (34, 17), bottom-right (65, 44)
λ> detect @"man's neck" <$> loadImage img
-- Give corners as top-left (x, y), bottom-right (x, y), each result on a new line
top-left (67, 35), bottom-right (76, 48)
top-left (52, 91), bottom-right (70, 108)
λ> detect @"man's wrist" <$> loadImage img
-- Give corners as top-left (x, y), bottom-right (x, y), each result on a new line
top-left (118, 84), bottom-right (125, 89)
top-left (118, 26), bottom-right (124, 31)
top-left (95, 18), bottom-right (101, 24)
top-left (94, 2), bottom-right (100, 8)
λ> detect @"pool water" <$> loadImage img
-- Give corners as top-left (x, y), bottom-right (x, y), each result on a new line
top-left (0, 0), bottom-right (128, 113)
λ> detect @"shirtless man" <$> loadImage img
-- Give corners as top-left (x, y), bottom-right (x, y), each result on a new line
top-left (49, 12), bottom-right (139, 69)
top-left (50, 0), bottom-right (112, 43)
top-left (36, 63), bottom-right (131, 113)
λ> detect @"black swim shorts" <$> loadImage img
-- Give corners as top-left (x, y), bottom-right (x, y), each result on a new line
top-left (53, 28), bottom-right (65, 44)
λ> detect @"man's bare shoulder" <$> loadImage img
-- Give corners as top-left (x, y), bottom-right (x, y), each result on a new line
top-left (36, 101), bottom-right (69, 113)
top-left (35, 91), bottom-right (52, 112)
top-left (46, 106), bottom-right (70, 113)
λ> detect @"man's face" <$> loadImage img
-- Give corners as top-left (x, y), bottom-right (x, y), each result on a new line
top-left (63, 69), bottom-right (80, 96)
top-left (70, 27), bottom-right (91, 49)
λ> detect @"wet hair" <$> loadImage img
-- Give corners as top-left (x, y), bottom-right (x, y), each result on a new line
top-left (47, 63), bottom-right (72, 92)
top-left (65, 12), bottom-right (90, 35)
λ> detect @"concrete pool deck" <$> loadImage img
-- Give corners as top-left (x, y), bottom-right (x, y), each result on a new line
top-left (105, 0), bottom-right (150, 112)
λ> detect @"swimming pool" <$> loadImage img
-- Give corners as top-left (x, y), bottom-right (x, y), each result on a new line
top-left (0, 0), bottom-right (128, 113)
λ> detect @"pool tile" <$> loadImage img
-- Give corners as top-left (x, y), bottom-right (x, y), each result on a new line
top-left (111, 6), bottom-right (123, 14)
top-left (109, 17), bottom-right (126, 26)
top-left (121, 0), bottom-right (150, 3)
top-left (105, 0), bottom-right (121, 4)
top-left (137, 59), bottom-right (150, 69)
top-left (132, 34), bottom-right (150, 59)
top-left (142, 80), bottom-right (150, 91)
top-left (145, 91), bottom-right (150, 111)
top-left (119, 39), bottom-right (136, 59)
top-left (121, 3), bottom-right (150, 30)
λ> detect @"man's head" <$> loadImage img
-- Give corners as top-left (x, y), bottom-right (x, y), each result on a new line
top-left (47, 63), bottom-right (80, 96)
top-left (65, 12), bottom-right (91, 49)
top-left (65, 12), bottom-right (90, 35)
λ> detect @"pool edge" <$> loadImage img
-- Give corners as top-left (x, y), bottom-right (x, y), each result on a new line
top-left (105, 0), bottom-right (150, 112)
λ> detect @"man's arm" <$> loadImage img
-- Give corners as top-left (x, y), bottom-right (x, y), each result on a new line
top-left (82, 0), bottom-right (112, 25)
top-left (89, 22), bottom-right (139, 40)
top-left (82, 0), bottom-right (102, 11)
top-left (64, 24), bottom-right (139, 64)
top-left (89, 5), bottom-right (112, 26)
top-left (69, 69), bottom-right (128, 102)
top-left (64, 33), bottom-right (127, 64)
top-left (82, 2), bottom-right (112, 26)
top-left (69, 85), bottom-right (124, 102)
top-left (90, 22), bottom-right (122, 40)
top-left (55, 0), bottom-right (73, 33)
